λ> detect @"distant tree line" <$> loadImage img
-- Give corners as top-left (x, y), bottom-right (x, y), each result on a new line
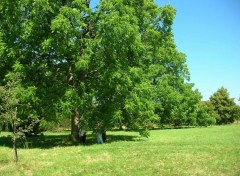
top-left (0, 0), bottom-right (239, 142)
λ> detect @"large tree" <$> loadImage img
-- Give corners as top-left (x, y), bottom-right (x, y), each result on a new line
top-left (0, 0), bottom-right (61, 129)
top-left (87, 0), bottom-right (158, 137)
top-left (0, 0), bottom-right (93, 141)
top-left (43, 0), bottom-right (94, 141)
top-left (141, 4), bottom-right (201, 127)
top-left (87, 0), bottom-right (201, 132)
top-left (1, 0), bottom-right (202, 142)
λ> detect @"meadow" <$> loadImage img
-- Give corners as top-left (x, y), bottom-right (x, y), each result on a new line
top-left (0, 125), bottom-right (240, 176)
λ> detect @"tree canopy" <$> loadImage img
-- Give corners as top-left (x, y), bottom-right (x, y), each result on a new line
top-left (1, 0), bottom-right (205, 140)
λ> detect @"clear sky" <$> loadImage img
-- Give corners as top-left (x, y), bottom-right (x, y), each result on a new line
top-left (90, 0), bottom-right (240, 104)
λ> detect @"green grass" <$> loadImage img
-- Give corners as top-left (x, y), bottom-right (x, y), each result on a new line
top-left (0, 125), bottom-right (240, 176)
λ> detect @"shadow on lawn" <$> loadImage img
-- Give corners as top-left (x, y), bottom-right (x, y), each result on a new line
top-left (0, 133), bottom-right (140, 149)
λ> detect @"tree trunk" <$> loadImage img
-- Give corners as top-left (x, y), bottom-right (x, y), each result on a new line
top-left (86, 0), bottom-right (90, 8)
top-left (102, 131), bottom-right (107, 142)
top-left (97, 131), bottom-right (103, 144)
top-left (12, 119), bottom-right (18, 162)
top-left (62, 0), bottom-right (68, 6)
top-left (71, 109), bottom-right (80, 142)
top-left (13, 138), bottom-right (18, 162)
top-left (97, 130), bottom-right (106, 144)
top-left (67, 60), bottom-right (80, 142)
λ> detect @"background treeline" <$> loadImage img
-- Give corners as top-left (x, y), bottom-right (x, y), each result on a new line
top-left (0, 0), bottom-right (239, 140)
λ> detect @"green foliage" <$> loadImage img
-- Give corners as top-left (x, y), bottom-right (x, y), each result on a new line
top-left (0, 0), bottom-right (93, 141)
top-left (0, 62), bottom-right (39, 161)
top-left (0, 62), bottom-right (37, 124)
top-left (196, 101), bottom-right (217, 126)
top-left (0, 0), bottom-right (207, 139)
top-left (210, 87), bottom-right (237, 124)
top-left (232, 105), bottom-right (240, 123)
top-left (138, 128), bottom-right (150, 138)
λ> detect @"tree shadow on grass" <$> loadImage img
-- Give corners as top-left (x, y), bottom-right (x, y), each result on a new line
top-left (85, 134), bottom-right (143, 146)
top-left (152, 126), bottom-right (197, 131)
top-left (0, 133), bottom-right (142, 149)
top-left (0, 134), bottom-right (72, 149)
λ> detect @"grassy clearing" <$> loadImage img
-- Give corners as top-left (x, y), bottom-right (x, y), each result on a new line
top-left (0, 125), bottom-right (240, 176)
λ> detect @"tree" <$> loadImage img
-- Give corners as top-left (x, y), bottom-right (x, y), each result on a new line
top-left (1, 0), bottom-right (202, 143)
top-left (210, 87), bottom-right (237, 124)
top-left (0, 0), bottom-right (58, 129)
top-left (44, 0), bottom-right (94, 141)
top-left (196, 101), bottom-right (217, 126)
top-left (86, 0), bottom-right (202, 135)
top-left (86, 0), bottom-right (159, 138)
top-left (0, 0), bottom-right (94, 142)
top-left (231, 104), bottom-right (240, 124)
top-left (0, 62), bottom-right (37, 162)
top-left (141, 4), bottom-right (201, 127)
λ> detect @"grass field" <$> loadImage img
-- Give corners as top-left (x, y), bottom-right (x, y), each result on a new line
top-left (0, 125), bottom-right (240, 176)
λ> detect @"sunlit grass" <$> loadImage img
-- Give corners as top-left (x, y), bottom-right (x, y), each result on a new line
top-left (0, 125), bottom-right (240, 175)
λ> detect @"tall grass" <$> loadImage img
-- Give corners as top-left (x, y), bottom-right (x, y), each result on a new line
top-left (0, 125), bottom-right (240, 176)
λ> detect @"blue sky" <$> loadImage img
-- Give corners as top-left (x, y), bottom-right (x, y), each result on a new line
top-left (90, 0), bottom-right (240, 104)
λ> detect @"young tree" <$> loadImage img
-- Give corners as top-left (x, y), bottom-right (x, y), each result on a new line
top-left (0, 62), bottom-right (37, 162)
top-left (210, 87), bottom-right (237, 124)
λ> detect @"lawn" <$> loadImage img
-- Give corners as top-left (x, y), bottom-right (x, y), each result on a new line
top-left (0, 125), bottom-right (240, 176)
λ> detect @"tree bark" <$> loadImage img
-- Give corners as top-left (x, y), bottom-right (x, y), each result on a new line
top-left (86, 0), bottom-right (90, 8)
top-left (71, 109), bottom-right (80, 142)
top-left (13, 138), bottom-right (18, 162)
top-left (12, 119), bottom-right (18, 162)
top-left (67, 60), bottom-right (80, 142)
top-left (102, 131), bottom-right (107, 142)
top-left (62, 0), bottom-right (68, 6)
top-left (97, 130), bottom-right (106, 144)
top-left (97, 131), bottom-right (103, 144)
